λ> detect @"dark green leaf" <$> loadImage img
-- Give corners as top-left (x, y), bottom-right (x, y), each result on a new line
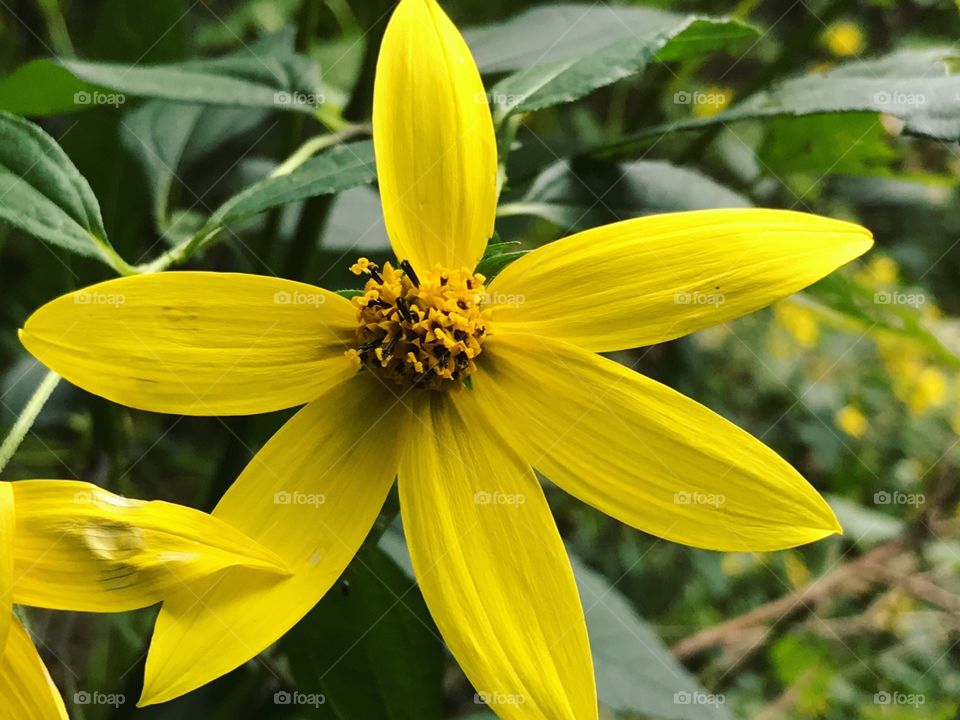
top-left (0, 111), bottom-right (125, 269)
top-left (501, 157), bottom-right (750, 231)
top-left (284, 547), bottom-right (444, 720)
top-left (466, 6), bottom-right (757, 117)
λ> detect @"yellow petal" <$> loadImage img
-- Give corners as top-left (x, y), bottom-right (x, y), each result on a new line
top-left (489, 209), bottom-right (872, 352)
top-left (474, 334), bottom-right (842, 552)
top-left (374, 0), bottom-right (497, 272)
top-left (9, 480), bottom-right (288, 612)
top-left (20, 272), bottom-right (357, 416)
top-left (0, 484), bottom-right (12, 654)
top-left (0, 616), bottom-right (68, 720)
top-left (140, 374), bottom-right (405, 706)
top-left (398, 392), bottom-right (597, 720)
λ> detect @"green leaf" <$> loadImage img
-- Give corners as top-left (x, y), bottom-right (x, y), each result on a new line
top-left (0, 111), bottom-right (127, 270)
top-left (608, 47), bottom-right (960, 154)
top-left (0, 30), bottom-right (321, 116)
top-left (757, 113), bottom-right (898, 178)
top-left (500, 157), bottom-right (750, 231)
top-left (165, 141), bottom-right (377, 264)
top-left (572, 555), bottom-right (734, 720)
top-left (466, 5), bottom-right (757, 117)
top-left (283, 546), bottom-right (444, 720)
top-left (204, 141), bottom-right (376, 232)
top-left (121, 100), bottom-right (270, 226)
top-left (826, 494), bottom-right (903, 546)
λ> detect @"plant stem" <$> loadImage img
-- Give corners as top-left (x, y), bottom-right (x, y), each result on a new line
top-left (0, 370), bottom-right (61, 474)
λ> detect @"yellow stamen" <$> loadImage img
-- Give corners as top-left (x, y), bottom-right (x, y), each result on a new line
top-left (347, 259), bottom-right (491, 389)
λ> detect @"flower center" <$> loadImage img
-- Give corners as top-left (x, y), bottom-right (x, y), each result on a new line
top-left (346, 258), bottom-right (491, 390)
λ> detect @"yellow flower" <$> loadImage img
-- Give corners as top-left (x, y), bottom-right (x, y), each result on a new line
top-left (19, 0), bottom-right (872, 716)
top-left (823, 21), bottom-right (865, 58)
top-left (855, 254), bottom-right (898, 287)
top-left (692, 85), bottom-right (733, 119)
top-left (835, 405), bottom-right (868, 438)
top-left (774, 300), bottom-right (821, 348)
top-left (0, 480), bottom-right (286, 717)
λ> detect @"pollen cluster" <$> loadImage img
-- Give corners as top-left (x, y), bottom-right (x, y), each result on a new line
top-left (346, 258), bottom-right (490, 390)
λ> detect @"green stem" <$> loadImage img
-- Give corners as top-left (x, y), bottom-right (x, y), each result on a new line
top-left (33, 0), bottom-right (74, 57)
top-left (0, 371), bottom-right (61, 474)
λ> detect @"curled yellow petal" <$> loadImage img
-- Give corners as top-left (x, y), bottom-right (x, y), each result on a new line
top-left (9, 480), bottom-right (288, 612)
top-left (374, 0), bottom-right (497, 272)
top-left (474, 334), bottom-right (841, 552)
top-left (0, 616), bottom-right (68, 720)
top-left (20, 272), bottom-right (357, 416)
top-left (489, 209), bottom-right (872, 352)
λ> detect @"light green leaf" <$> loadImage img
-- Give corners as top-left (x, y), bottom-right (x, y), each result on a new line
top-left (499, 158), bottom-right (750, 230)
top-left (466, 5), bottom-right (757, 117)
top-left (0, 111), bottom-right (127, 270)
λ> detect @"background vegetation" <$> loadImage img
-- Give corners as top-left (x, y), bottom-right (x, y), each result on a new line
top-left (1, 0), bottom-right (960, 718)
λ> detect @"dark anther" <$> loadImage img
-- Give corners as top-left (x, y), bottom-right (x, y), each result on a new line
top-left (453, 330), bottom-right (467, 342)
top-left (440, 276), bottom-right (449, 286)
top-left (457, 354), bottom-right (470, 370)
top-left (383, 336), bottom-right (399, 357)
top-left (466, 279), bottom-right (473, 290)
top-left (369, 298), bottom-right (391, 310)
top-left (369, 267), bottom-right (384, 283)
top-left (399, 259), bottom-right (421, 287)
top-left (457, 300), bottom-right (467, 310)
top-left (477, 326), bottom-right (486, 336)
top-left (395, 297), bottom-right (414, 323)
top-left (358, 339), bottom-right (382, 351)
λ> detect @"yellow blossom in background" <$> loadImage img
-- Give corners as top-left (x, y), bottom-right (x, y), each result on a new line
top-left (774, 300), bottom-right (820, 348)
top-left (784, 551), bottom-right (811, 588)
top-left (824, 20), bottom-right (866, 58)
top-left (692, 85), bottom-right (733, 119)
top-left (835, 405), bottom-right (868, 438)
top-left (856, 253), bottom-right (898, 287)
top-left (877, 337), bottom-right (948, 416)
